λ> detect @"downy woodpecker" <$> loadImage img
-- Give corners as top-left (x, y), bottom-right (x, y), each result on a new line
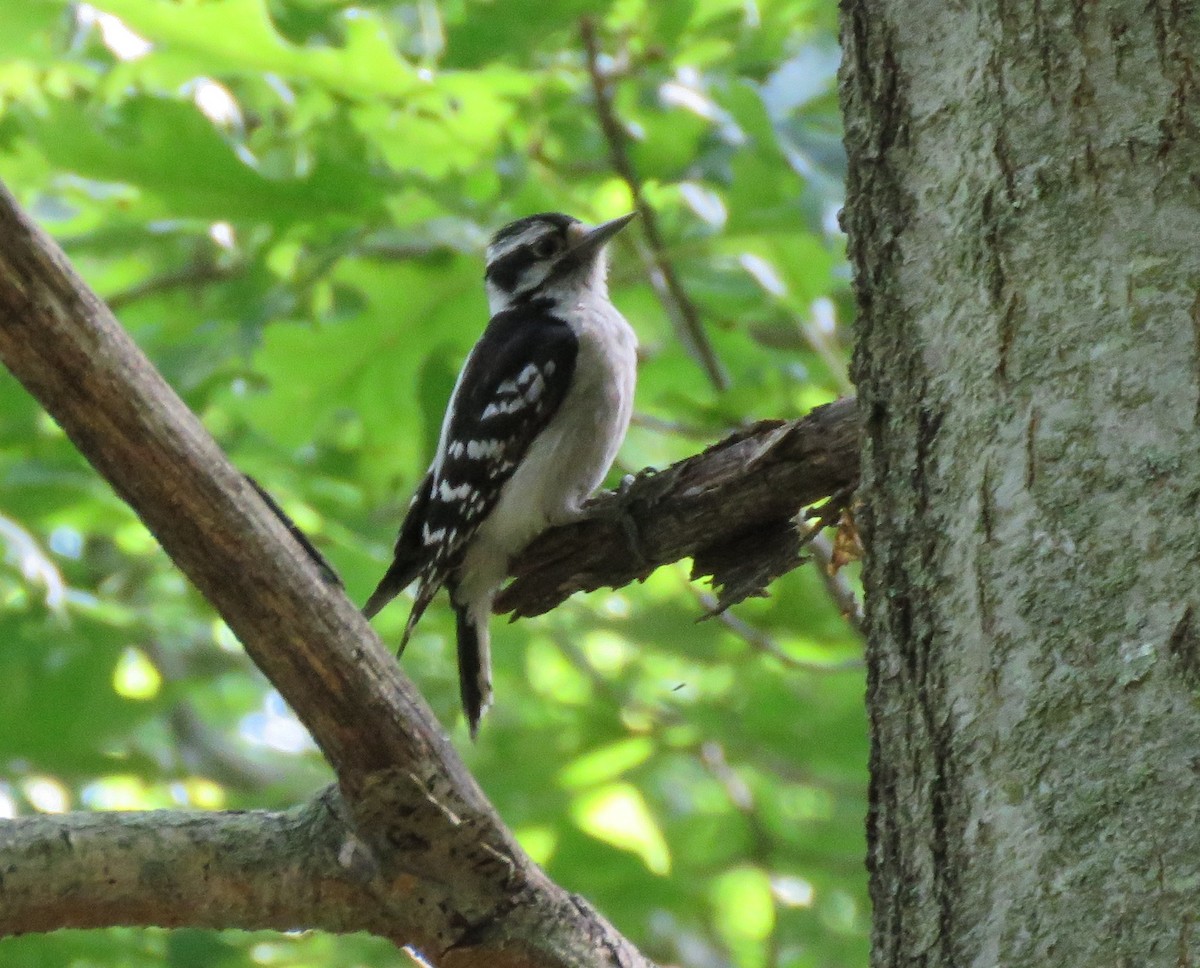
top-left (363, 212), bottom-right (638, 737)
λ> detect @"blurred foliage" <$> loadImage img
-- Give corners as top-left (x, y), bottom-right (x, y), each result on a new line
top-left (0, 1), bottom-right (864, 966)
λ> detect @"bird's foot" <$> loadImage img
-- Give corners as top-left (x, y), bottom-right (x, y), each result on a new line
top-left (583, 487), bottom-right (650, 572)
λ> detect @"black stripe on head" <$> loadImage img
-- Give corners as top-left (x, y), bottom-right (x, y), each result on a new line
top-left (485, 243), bottom-right (536, 293)
top-left (485, 213), bottom-right (580, 295)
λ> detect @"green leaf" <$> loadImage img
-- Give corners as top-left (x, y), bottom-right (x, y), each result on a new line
top-left (558, 736), bottom-right (654, 789)
top-left (571, 782), bottom-right (672, 875)
top-left (11, 96), bottom-right (388, 222)
top-left (97, 0), bottom-right (422, 99)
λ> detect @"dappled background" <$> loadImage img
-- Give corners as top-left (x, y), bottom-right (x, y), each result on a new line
top-left (0, 1), bottom-right (863, 966)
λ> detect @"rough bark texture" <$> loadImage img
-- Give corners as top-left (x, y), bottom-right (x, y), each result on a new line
top-left (0, 795), bottom-right (366, 935)
top-left (841, 1), bottom-right (1200, 965)
top-left (499, 397), bottom-right (858, 618)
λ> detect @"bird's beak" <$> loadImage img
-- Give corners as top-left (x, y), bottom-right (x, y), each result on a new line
top-left (566, 212), bottom-right (637, 261)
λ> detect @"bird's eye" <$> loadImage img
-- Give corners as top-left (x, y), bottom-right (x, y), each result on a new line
top-left (532, 237), bottom-right (560, 259)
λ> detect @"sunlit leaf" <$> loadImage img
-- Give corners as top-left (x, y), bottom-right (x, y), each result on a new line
top-left (558, 736), bottom-right (654, 790)
top-left (571, 782), bottom-right (672, 875)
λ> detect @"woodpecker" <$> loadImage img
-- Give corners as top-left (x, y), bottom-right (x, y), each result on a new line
top-left (364, 211), bottom-right (638, 737)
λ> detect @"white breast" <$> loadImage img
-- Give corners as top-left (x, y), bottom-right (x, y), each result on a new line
top-left (473, 299), bottom-right (637, 557)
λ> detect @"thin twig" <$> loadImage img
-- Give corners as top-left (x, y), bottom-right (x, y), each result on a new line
top-left (629, 410), bottom-right (718, 440)
top-left (691, 583), bottom-right (863, 674)
top-left (168, 704), bottom-right (293, 790)
top-left (106, 261), bottom-right (240, 311)
top-left (580, 17), bottom-right (730, 392)
top-left (550, 619), bottom-right (683, 727)
top-left (797, 308), bottom-right (855, 396)
top-left (698, 740), bottom-right (782, 966)
top-left (807, 532), bottom-right (866, 638)
top-left (143, 639), bottom-right (293, 791)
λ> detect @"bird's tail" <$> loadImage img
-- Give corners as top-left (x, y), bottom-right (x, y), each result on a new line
top-left (362, 555), bottom-right (422, 619)
top-left (454, 603), bottom-right (494, 739)
top-left (363, 564), bottom-right (439, 659)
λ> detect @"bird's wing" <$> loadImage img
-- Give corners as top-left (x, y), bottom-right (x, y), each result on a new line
top-left (361, 469), bottom-right (433, 618)
top-left (364, 300), bottom-right (578, 641)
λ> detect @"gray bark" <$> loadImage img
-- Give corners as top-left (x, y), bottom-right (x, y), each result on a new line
top-left (0, 796), bottom-right (365, 935)
top-left (840, 0), bottom-right (1200, 965)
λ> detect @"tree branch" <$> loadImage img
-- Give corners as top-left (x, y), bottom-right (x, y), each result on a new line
top-left (0, 785), bottom-right (654, 961)
top-left (0, 794), bottom-right (368, 936)
top-left (499, 397), bottom-right (859, 618)
top-left (0, 179), bottom-right (652, 966)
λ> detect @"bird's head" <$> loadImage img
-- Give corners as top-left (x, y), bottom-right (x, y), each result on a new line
top-left (484, 211), bottom-right (636, 315)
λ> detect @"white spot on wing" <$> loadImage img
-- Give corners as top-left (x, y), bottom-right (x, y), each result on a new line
top-left (437, 480), bottom-right (475, 502)
top-left (466, 439), bottom-right (504, 459)
top-left (482, 398), bottom-right (528, 420)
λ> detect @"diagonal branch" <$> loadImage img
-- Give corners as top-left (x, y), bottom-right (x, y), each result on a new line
top-left (0, 179), bottom-right (652, 967)
top-left (105, 259), bottom-right (239, 311)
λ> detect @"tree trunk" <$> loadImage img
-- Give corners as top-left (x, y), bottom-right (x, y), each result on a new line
top-left (840, 1), bottom-right (1200, 965)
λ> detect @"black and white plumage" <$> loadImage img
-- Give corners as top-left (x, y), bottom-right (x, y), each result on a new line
top-left (363, 211), bottom-right (638, 736)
